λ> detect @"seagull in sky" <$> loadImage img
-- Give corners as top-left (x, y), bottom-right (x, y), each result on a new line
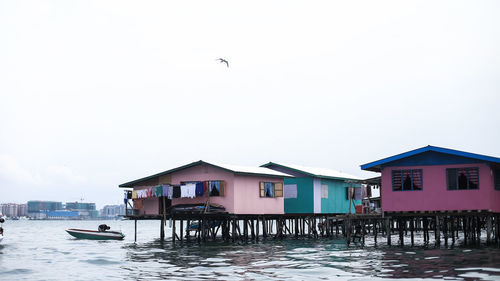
top-left (216, 58), bottom-right (229, 68)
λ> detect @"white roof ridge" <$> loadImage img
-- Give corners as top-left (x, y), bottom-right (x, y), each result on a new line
top-left (268, 162), bottom-right (362, 180)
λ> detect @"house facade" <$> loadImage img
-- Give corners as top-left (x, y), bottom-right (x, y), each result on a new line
top-left (361, 145), bottom-right (500, 213)
top-left (119, 161), bottom-right (291, 215)
top-left (261, 162), bottom-right (363, 214)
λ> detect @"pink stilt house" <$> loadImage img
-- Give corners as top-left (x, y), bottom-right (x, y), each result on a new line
top-left (119, 161), bottom-right (292, 216)
top-left (361, 146), bottom-right (500, 213)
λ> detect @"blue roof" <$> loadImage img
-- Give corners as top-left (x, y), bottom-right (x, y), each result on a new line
top-left (360, 145), bottom-right (500, 172)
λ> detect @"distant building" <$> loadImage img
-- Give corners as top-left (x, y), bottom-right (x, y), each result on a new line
top-left (101, 205), bottom-right (125, 218)
top-left (64, 202), bottom-right (98, 219)
top-left (45, 210), bottom-right (80, 220)
top-left (27, 201), bottom-right (63, 214)
top-left (18, 204), bottom-right (28, 217)
top-left (65, 202), bottom-right (96, 211)
top-left (1, 203), bottom-right (21, 217)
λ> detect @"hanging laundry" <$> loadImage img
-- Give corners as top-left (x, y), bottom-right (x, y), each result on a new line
top-left (146, 188), bottom-right (152, 198)
top-left (132, 190), bottom-right (138, 199)
top-left (168, 185), bottom-right (173, 199)
top-left (181, 184), bottom-right (189, 198)
top-left (156, 185), bottom-right (163, 197)
top-left (203, 181), bottom-right (208, 193)
top-left (173, 185), bottom-right (181, 198)
top-left (354, 187), bottom-right (362, 200)
top-left (186, 183), bottom-right (196, 198)
top-left (162, 185), bottom-right (169, 197)
top-left (195, 182), bottom-right (204, 197)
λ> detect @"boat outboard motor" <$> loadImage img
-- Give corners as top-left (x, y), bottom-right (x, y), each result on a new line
top-left (98, 224), bottom-right (110, 232)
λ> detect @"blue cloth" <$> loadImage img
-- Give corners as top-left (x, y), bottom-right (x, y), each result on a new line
top-left (265, 182), bottom-right (274, 197)
top-left (195, 182), bottom-right (204, 196)
top-left (209, 181), bottom-right (220, 196)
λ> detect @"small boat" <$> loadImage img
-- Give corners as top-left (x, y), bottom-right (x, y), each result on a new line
top-left (66, 225), bottom-right (125, 240)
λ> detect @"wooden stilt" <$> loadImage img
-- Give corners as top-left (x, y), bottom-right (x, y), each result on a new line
top-left (435, 216), bottom-right (440, 245)
top-left (160, 217), bottom-right (165, 241)
top-left (386, 218), bottom-right (391, 246)
top-left (134, 219), bottom-right (137, 242)
top-left (410, 218), bottom-right (414, 246)
top-left (172, 218), bottom-right (176, 243)
top-left (180, 219), bottom-right (183, 242)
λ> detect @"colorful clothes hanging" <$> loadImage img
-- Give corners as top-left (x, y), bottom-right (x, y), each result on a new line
top-left (173, 185), bottom-right (181, 198)
top-left (195, 182), bottom-right (204, 196)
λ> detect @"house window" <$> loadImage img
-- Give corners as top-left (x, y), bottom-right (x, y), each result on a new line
top-left (321, 185), bottom-right (328, 198)
top-left (208, 180), bottom-right (225, 196)
top-left (259, 182), bottom-right (283, 198)
top-left (447, 168), bottom-right (479, 190)
top-left (495, 169), bottom-right (500, 190)
top-left (392, 169), bottom-right (422, 191)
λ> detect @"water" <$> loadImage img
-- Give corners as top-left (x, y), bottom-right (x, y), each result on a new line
top-left (1, 220), bottom-right (500, 280)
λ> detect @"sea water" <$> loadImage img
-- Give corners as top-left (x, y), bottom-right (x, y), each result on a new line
top-left (1, 220), bottom-right (500, 280)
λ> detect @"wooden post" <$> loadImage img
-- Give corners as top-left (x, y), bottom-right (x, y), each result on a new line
top-left (410, 218), bottom-right (414, 246)
top-left (160, 217), bottom-right (165, 241)
top-left (295, 217), bottom-right (299, 238)
top-left (461, 217), bottom-right (465, 245)
top-left (134, 219), bottom-right (137, 242)
top-left (172, 218), bottom-right (176, 243)
top-left (487, 215), bottom-right (492, 245)
top-left (256, 217), bottom-right (260, 241)
top-left (180, 219), bottom-right (183, 243)
top-left (450, 216), bottom-right (455, 245)
top-left (374, 219), bottom-right (378, 245)
top-left (362, 220), bottom-right (366, 245)
top-left (346, 217), bottom-right (351, 247)
top-left (434, 216), bottom-right (440, 245)
top-left (386, 218), bottom-right (391, 246)
top-left (443, 216), bottom-right (448, 247)
top-left (232, 218), bottom-right (236, 242)
top-left (251, 219), bottom-right (255, 240)
top-left (399, 218), bottom-right (404, 246)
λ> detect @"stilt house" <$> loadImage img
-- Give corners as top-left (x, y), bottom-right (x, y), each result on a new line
top-left (261, 162), bottom-right (363, 214)
top-left (361, 145), bottom-right (500, 213)
top-left (119, 160), bottom-right (292, 216)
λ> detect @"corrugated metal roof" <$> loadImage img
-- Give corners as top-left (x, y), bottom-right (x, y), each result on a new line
top-left (262, 162), bottom-right (363, 181)
top-left (119, 160), bottom-right (293, 187)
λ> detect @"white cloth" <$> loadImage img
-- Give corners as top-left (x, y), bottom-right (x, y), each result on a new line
top-left (180, 185), bottom-right (189, 198)
top-left (284, 184), bottom-right (297, 199)
top-left (167, 185), bottom-right (173, 199)
top-left (186, 183), bottom-right (196, 198)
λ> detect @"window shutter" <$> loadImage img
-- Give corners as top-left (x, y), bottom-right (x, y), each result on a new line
top-left (260, 182), bottom-right (265, 197)
top-left (219, 181), bottom-right (225, 196)
top-left (274, 182), bottom-right (283, 197)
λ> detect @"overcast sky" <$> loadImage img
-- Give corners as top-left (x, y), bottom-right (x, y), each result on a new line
top-left (1, 0), bottom-right (499, 208)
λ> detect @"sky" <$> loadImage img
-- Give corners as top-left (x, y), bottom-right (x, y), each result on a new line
top-left (0, 0), bottom-right (499, 208)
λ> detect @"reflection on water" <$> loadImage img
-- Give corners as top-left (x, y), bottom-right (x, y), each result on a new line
top-left (1, 220), bottom-right (500, 280)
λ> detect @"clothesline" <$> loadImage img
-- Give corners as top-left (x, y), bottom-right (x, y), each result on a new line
top-left (124, 180), bottom-right (225, 200)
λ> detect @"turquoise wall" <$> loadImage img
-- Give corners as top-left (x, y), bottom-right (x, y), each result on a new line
top-left (320, 178), bottom-right (361, 214)
top-left (284, 177), bottom-right (313, 213)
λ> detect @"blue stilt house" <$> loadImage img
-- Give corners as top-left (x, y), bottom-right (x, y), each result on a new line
top-left (261, 162), bottom-right (363, 214)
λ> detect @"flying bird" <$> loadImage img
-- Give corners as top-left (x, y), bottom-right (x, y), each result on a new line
top-left (216, 58), bottom-right (229, 68)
